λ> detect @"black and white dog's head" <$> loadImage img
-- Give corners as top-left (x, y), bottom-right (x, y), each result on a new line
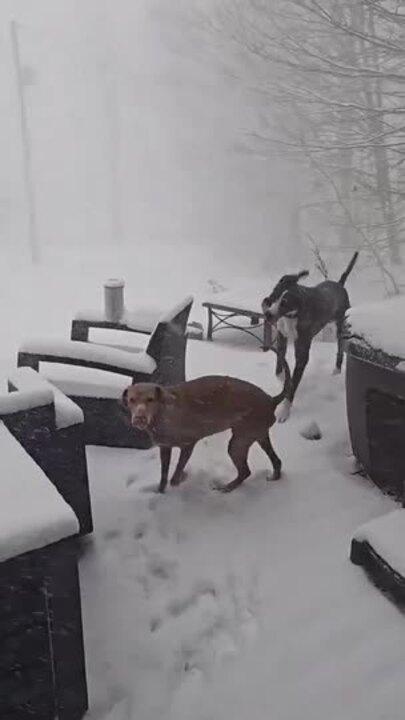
top-left (262, 270), bottom-right (309, 321)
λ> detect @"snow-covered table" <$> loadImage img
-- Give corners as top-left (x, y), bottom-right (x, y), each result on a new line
top-left (0, 421), bottom-right (88, 719)
top-left (71, 295), bottom-right (203, 342)
top-left (346, 297), bottom-right (405, 501)
top-left (351, 510), bottom-right (405, 605)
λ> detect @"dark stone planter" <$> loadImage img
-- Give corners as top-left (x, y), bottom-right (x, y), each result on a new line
top-left (346, 341), bottom-right (405, 502)
top-left (0, 538), bottom-right (88, 720)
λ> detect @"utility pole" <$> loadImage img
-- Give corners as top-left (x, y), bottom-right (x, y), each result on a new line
top-left (10, 20), bottom-right (39, 263)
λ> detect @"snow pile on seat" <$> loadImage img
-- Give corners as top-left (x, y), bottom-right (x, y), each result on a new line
top-left (347, 296), bottom-right (405, 359)
top-left (0, 387), bottom-right (53, 415)
top-left (353, 509), bottom-right (405, 578)
top-left (0, 422), bottom-right (79, 562)
top-left (19, 337), bottom-right (157, 374)
top-left (9, 366), bottom-right (84, 429)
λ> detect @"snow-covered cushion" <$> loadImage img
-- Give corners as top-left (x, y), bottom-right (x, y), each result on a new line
top-left (19, 338), bottom-right (157, 375)
top-left (9, 367), bottom-right (84, 430)
top-left (43, 364), bottom-right (131, 400)
top-left (0, 422), bottom-right (79, 562)
top-left (0, 388), bottom-right (53, 416)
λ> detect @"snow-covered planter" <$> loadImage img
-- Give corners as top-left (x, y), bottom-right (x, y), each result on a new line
top-left (351, 510), bottom-right (405, 605)
top-left (346, 297), bottom-right (405, 500)
top-left (6, 368), bottom-right (93, 535)
top-left (0, 421), bottom-right (87, 719)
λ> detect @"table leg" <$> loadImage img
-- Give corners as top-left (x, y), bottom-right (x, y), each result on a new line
top-left (207, 308), bottom-right (213, 341)
top-left (71, 321), bottom-right (89, 342)
top-left (263, 320), bottom-right (273, 351)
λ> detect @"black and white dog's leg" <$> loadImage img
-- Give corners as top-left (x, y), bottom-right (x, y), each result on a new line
top-left (333, 316), bottom-right (345, 375)
top-left (276, 333), bottom-right (287, 381)
top-left (277, 336), bottom-right (310, 423)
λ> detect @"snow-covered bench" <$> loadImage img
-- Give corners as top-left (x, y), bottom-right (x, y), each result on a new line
top-left (0, 418), bottom-right (88, 719)
top-left (351, 510), bottom-right (405, 605)
top-left (6, 367), bottom-right (93, 535)
top-left (17, 296), bottom-right (193, 448)
top-left (345, 297), bottom-right (405, 500)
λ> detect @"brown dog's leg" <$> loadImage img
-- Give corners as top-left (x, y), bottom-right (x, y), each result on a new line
top-left (221, 435), bottom-right (251, 492)
top-left (258, 434), bottom-right (282, 480)
top-left (159, 447), bottom-right (172, 493)
top-left (170, 444), bottom-right (195, 486)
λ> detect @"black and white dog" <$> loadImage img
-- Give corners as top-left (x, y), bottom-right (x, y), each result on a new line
top-left (262, 252), bottom-right (358, 422)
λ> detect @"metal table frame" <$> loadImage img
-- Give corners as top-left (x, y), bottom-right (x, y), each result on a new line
top-left (202, 302), bottom-right (273, 350)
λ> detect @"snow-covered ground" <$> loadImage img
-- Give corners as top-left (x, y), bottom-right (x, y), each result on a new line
top-left (76, 336), bottom-right (405, 720)
top-left (0, 249), bottom-right (404, 719)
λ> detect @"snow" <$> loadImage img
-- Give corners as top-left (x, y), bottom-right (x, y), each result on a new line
top-left (0, 422), bottom-right (79, 562)
top-left (0, 387), bottom-right (53, 415)
top-left (43, 364), bottom-right (131, 399)
top-left (353, 509), bottom-right (405, 578)
top-left (19, 337), bottom-right (157, 374)
top-left (348, 296), bottom-right (405, 359)
top-left (78, 338), bottom-right (405, 720)
top-left (9, 366), bottom-right (84, 429)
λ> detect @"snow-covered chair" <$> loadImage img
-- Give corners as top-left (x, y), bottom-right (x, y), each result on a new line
top-left (6, 367), bottom-right (93, 535)
top-left (17, 296), bottom-right (193, 448)
top-left (351, 510), bottom-right (405, 605)
top-left (0, 403), bottom-right (88, 719)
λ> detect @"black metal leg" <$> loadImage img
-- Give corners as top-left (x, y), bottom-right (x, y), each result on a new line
top-left (207, 308), bottom-right (213, 341)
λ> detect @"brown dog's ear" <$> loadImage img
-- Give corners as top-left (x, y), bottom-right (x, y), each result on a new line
top-left (297, 270), bottom-right (309, 281)
top-left (121, 388), bottom-right (129, 407)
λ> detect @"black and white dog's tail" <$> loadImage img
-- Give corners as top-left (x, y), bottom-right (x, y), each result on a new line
top-left (339, 251), bottom-right (359, 286)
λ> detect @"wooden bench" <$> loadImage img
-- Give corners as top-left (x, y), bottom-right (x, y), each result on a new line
top-left (0, 418), bottom-right (87, 720)
top-left (202, 301), bottom-right (274, 350)
top-left (17, 297), bottom-right (193, 448)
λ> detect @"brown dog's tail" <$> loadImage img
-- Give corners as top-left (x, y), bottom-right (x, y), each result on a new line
top-left (339, 251), bottom-right (359, 285)
top-left (269, 348), bottom-right (291, 407)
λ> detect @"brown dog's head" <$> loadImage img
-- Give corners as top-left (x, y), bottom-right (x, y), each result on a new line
top-left (121, 383), bottom-right (163, 430)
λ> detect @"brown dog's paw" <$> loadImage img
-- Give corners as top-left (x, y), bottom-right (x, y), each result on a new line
top-left (268, 468), bottom-right (282, 481)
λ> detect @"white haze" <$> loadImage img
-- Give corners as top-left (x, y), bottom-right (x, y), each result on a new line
top-left (0, 0), bottom-right (306, 278)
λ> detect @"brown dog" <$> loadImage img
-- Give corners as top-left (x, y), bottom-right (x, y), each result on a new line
top-left (122, 353), bottom-right (290, 493)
